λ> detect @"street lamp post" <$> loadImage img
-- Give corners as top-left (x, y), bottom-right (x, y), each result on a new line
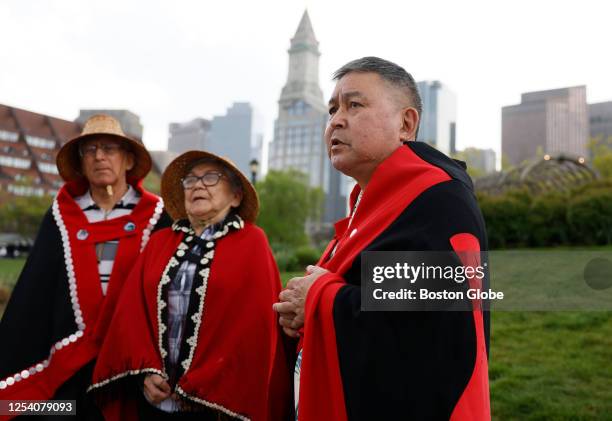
top-left (249, 159), bottom-right (259, 184)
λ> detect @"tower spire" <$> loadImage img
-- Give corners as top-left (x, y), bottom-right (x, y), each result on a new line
top-left (280, 9), bottom-right (324, 110)
top-left (290, 9), bottom-right (319, 54)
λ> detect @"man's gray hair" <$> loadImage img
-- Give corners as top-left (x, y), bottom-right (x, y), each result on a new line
top-left (332, 56), bottom-right (422, 117)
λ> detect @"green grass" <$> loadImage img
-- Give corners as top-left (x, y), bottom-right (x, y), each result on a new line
top-left (488, 249), bottom-right (612, 311)
top-left (1, 256), bottom-right (612, 419)
top-left (490, 311), bottom-right (612, 420)
top-left (0, 258), bottom-right (26, 317)
top-left (0, 257), bottom-right (25, 289)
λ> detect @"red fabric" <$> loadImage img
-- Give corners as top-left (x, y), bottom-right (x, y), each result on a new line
top-left (299, 273), bottom-right (346, 421)
top-left (0, 336), bottom-right (99, 403)
top-left (92, 224), bottom-right (291, 421)
top-left (0, 181), bottom-right (161, 411)
top-left (449, 234), bottom-right (491, 421)
top-left (299, 146), bottom-right (452, 420)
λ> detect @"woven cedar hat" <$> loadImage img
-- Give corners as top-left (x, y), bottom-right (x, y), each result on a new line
top-left (161, 150), bottom-right (259, 223)
top-left (56, 114), bottom-right (152, 182)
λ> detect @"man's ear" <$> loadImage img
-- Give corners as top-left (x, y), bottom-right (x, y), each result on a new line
top-left (400, 107), bottom-right (419, 141)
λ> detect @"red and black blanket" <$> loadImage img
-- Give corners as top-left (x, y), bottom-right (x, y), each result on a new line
top-left (0, 179), bottom-right (170, 408)
top-left (298, 142), bottom-right (491, 421)
top-left (90, 216), bottom-right (292, 421)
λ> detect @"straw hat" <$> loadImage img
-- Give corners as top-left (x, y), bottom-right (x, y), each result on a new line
top-left (161, 150), bottom-right (259, 223)
top-left (56, 114), bottom-right (152, 182)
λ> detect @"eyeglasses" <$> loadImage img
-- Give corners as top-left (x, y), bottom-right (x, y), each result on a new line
top-left (79, 143), bottom-right (124, 157)
top-left (181, 172), bottom-right (225, 189)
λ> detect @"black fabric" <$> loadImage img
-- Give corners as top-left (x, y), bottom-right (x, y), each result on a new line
top-left (156, 211), bottom-right (173, 234)
top-left (13, 363), bottom-right (103, 421)
top-left (0, 206), bottom-right (172, 387)
top-left (82, 202), bottom-right (137, 211)
top-left (0, 208), bottom-right (74, 379)
top-left (403, 140), bottom-right (474, 191)
top-left (42, 361), bottom-right (104, 420)
top-left (136, 392), bottom-right (233, 421)
top-left (333, 144), bottom-right (489, 420)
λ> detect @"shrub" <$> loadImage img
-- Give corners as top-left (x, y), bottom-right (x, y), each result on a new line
top-left (567, 188), bottom-right (612, 245)
top-left (273, 248), bottom-right (300, 272)
top-left (294, 246), bottom-right (320, 268)
top-left (479, 193), bottom-right (531, 248)
top-left (528, 192), bottom-right (569, 247)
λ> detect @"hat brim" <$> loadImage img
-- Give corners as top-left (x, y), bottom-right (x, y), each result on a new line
top-left (56, 132), bottom-right (152, 183)
top-left (161, 150), bottom-right (259, 223)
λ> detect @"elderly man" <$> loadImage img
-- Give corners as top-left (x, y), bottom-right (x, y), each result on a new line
top-left (0, 115), bottom-right (171, 417)
top-left (274, 57), bottom-right (490, 420)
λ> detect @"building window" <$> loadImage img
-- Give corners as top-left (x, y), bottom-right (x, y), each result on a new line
top-left (38, 162), bottom-right (59, 174)
top-left (0, 130), bottom-right (19, 142)
top-left (0, 155), bottom-right (31, 169)
top-left (7, 184), bottom-right (45, 197)
top-left (25, 135), bottom-right (56, 149)
top-left (288, 101), bottom-right (306, 116)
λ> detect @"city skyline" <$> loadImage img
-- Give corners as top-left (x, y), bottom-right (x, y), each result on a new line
top-left (1, 0), bottom-right (611, 165)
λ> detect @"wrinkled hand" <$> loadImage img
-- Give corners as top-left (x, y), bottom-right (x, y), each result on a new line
top-left (143, 373), bottom-right (172, 404)
top-left (273, 265), bottom-right (328, 338)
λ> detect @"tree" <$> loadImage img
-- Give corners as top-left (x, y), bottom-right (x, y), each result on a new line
top-left (0, 194), bottom-right (53, 237)
top-left (256, 169), bottom-right (323, 248)
top-left (500, 154), bottom-right (514, 171)
top-left (589, 135), bottom-right (612, 179)
top-left (143, 170), bottom-right (161, 195)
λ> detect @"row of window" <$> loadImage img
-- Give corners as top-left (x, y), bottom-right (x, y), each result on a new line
top-left (1, 145), bottom-right (31, 156)
top-left (26, 135), bottom-right (56, 149)
top-left (276, 125), bottom-right (321, 139)
top-left (0, 155), bottom-right (31, 169)
top-left (286, 101), bottom-right (310, 116)
top-left (7, 184), bottom-right (46, 197)
top-left (38, 162), bottom-right (59, 174)
top-left (271, 144), bottom-right (321, 157)
top-left (0, 130), bottom-right (19, 142)
top-left (0, 132), bottom-right (57, 149)
top-left (13, 174), bottom-right (41, 183)
top-left (270, 155), bottom-right (319, 170)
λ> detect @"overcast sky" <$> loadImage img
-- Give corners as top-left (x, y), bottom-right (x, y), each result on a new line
top-left (1, 0), bottom-right (610, 163)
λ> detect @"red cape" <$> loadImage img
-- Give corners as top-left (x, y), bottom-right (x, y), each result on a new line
top-left (91, 217), bottom-right (291, 421)
top-left (0, 179), bottom-right (164, 411)
top-left (298, 145), bottom-right (490, 420)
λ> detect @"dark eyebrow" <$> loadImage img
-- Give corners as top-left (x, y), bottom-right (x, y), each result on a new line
top-left (328, 90), bottom-right (365, 106)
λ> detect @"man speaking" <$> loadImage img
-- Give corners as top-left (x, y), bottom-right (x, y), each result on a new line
top-left (274, 57), bottom-right (490, 420)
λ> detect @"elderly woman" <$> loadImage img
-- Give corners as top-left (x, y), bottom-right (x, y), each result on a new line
top-left (90, 151), bottom-right (291, 420)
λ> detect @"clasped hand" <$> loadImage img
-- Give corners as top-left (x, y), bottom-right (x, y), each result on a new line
top-left (272, 265), bottom-right (328, 338)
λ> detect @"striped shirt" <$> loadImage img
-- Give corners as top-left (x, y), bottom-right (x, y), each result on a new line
top-left (74, 186), bottom-right (141, 295)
